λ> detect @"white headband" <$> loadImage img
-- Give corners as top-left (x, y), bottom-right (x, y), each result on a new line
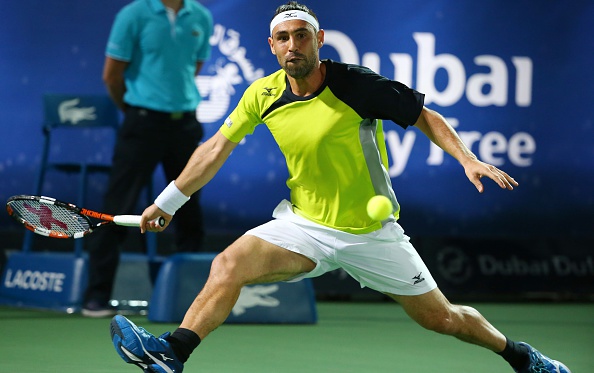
top-left (269, 10), bottom-right (319, 36)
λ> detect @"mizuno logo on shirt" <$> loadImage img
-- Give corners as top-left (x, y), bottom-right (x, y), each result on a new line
top-left (262, 87), bottom-right (277, 96)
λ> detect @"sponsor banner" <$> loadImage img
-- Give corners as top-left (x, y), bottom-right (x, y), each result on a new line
top-left (417, 238), bottom-right (594, 299)
top-left (0, 1), bottom-right (592, 240)
top-left (0, 253), bottom-right (88, 311)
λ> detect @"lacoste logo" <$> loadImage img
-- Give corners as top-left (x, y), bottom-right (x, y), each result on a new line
top-left (231, 284), bottom-right (280, 316)
top-left (192, 30), bottom-right (201, 37)
top-left (413, 272), bottom-right (425, 285)
top-left (58, 98), bottom-right (96, 124)
top-left (261, 87), bottom-right (277, 96)
top-left (160, 353), bottom-right (174, 361)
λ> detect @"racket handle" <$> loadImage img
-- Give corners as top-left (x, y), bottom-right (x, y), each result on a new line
top-left (113, 215), bottom-right (165, 227)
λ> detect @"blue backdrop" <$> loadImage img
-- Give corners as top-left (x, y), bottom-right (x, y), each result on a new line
top-left (1, 0), bottom-right (593, 239)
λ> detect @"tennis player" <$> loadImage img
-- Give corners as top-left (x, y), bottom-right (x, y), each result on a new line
top-left (110, 2), bottom-right (571, 372)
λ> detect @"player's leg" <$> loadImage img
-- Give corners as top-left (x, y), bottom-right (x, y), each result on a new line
top-left (388, 289), bottom-right (571, 372)
top-left (111, 233), bottom-right (316, 372)
top-left (339, 223), bottom-right (505, 349)
top-left (336, 220), bottom-right (570, 373)
top-left (388, 288), bottom-right (506, 350)
top-left (180, 234), bottom-right (316, 337)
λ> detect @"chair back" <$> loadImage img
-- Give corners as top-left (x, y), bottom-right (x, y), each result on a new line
top-left (21, 94), bottom-right (122, 254)
top-left (39, 94), bottom-right (120, 168)
top-left (43, 94), bottom-right (119, 131)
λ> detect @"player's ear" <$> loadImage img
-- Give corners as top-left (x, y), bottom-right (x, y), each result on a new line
top-left (317, 29), bottom-right (324, 49)
top-left (268, 37), bottom-right (276, 55)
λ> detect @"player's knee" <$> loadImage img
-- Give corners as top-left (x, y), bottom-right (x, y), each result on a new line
top-left (415, 308), bottom-right (456, 335)
top-left (417, 304), bottom-right (480, 336)
top-left (209, 250), bottom-right (244, 286)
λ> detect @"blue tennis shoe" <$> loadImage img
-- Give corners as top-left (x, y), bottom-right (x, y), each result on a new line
top-left (515, 342), bottom-right (571, 373)
top-left (110, 315), bottom-right (183, 373)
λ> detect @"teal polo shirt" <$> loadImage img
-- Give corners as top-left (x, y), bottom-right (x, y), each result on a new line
top-left (106, 0), bottom-right (213, 112)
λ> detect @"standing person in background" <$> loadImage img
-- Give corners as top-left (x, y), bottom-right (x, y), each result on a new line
top-left (82, 0), bottom-right (213, 317)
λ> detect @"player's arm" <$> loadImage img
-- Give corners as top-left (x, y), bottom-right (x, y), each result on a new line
top-left (176, 130), bottom-right (238, 196)
top-left (103, 56), bottom-right (128, 111)
top-left (414, 106), bottom-right (518, 193)
top-left (140, 130), bottom-right (238, 232)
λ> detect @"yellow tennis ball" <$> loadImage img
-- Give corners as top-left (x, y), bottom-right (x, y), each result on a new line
top-left (366, 195), bottom-right (393, 221)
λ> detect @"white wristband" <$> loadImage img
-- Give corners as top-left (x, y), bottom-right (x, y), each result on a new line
top-left (154, 181), bottom-right (190, 216)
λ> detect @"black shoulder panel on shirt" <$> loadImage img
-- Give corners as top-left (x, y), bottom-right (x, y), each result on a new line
top-left (324, 59), bottom-right (424, 129)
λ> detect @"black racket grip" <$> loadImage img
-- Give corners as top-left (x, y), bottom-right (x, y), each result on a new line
top-left (155, 217), bottom-right (166, 228)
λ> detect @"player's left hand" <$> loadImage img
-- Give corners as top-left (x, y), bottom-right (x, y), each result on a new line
top-left (463, 159), bottom-right (518, 193)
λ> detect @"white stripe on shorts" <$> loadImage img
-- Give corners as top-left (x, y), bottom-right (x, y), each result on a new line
top-left (245, 200), bottom-right (437, 296)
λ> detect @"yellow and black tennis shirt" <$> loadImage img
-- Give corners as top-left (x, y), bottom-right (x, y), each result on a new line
top-left (220, 59), bottom-right (425, 234)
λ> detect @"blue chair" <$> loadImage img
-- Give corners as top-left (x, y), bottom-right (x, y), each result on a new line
top-left (22, 94), bottom-right (157, 257)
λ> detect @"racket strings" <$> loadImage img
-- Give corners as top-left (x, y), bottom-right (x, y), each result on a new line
top-left (8, 200), bottom-right (90, 235)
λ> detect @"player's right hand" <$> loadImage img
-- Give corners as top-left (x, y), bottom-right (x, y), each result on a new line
top-left (140, 204), bottom-right (172, 233)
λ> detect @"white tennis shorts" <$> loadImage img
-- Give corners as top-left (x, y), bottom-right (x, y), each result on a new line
top-left (245, 200), bottom-right (437, 296)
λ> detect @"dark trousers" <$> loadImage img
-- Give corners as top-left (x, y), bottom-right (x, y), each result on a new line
top-left (84, 106), bottom-right (205, 304)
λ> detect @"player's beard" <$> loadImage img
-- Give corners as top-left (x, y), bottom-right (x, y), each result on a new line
top-left (281, 52), bottom-right (317, 79)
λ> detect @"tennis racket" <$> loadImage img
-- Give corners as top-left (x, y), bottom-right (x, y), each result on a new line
top-left (6, 195), bottom-right (164, 239)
